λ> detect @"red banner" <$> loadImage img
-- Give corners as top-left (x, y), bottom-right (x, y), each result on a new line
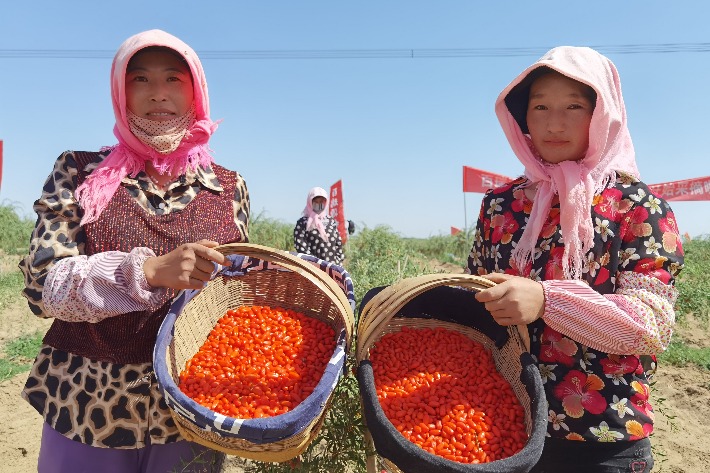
top-left (329, 180), bottom-right (347, 244)
top-left (463, 166), bottom-right (511, 193)
top-left (648, 176), bottom-right (710, 201)
top-left (451, 226), bottom-right (462, 236)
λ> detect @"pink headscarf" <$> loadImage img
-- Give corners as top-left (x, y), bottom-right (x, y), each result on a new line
top-left (495, 46), bottom-right (639, 280)
top-left (302, 187), bottom-right (330, 241)
top-left (75, 29), bottom-right (219, 224)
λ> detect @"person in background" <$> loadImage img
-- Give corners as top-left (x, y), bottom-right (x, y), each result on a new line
top-left (293, 186), bottom-right (344, 265)
top-left (467, 46), bottom-right (683, 472)
top-left (18, 29), bottom-right (249, 472)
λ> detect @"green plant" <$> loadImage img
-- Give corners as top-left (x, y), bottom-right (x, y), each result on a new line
top-left (306, 368), bottom-right (369, 471)
top-left (0, 358), bottom-right (30, 382)
top-left (346, 225), bottom-right (432, 307)
top-left (658, 339), bottom-right (710, 370)
top-left (0, 202), bottom-right (34, 312)
top-left (169, 446), bottom-right (225, 473)
top-left (6, 330), bottom-right (44, 360)
top-left (234, 365), bottom-right (368, 473)
top-left (249, 212), bottom-right (294, 251)
top-left (0, 201), bottom-right (34, 255)
top-left (0, 271), bottom-right (24, 313)
top-left (0, 330), bottom-right (44, 382)
top-left (649, 378), bottom-right (678, 473)
top-left (674, 236), bottom-right (710, 324)
top-left (406, 227), bottom-right (474, 267)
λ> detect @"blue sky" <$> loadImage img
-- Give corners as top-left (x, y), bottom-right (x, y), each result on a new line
top-left (1, 2), bottom-right (708, 239)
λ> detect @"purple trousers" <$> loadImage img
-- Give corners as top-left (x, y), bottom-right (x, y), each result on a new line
top-left (38, 423), bottom-right (225, 473)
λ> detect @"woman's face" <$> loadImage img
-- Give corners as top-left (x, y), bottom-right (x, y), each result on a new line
top-left (125, 49), bottom-right (194, 120)
top-left (525, 72), bottom-right (594, 164)
top-left (311, 196), bottom-right (327, 213)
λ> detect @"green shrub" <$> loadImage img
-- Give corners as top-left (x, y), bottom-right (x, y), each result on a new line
top-left (658, 339), bottom-right (710, 370)
top-left (248, 212), bottom-right (294, 251)
top-left (0, 202), bottom-right (34, 254)
top-left (346, 225), bottom-right (432, 306)
top-left (674, 236), bottom-right (710, 323)
top-left (231, 368), bottom-right (369, 473)
top-left (0, 203), bottom-right (35, 312)
top-left (0, 271), bottom-right (24, 313)
top-left (406, 228), bottom-right (474, 267)
top-left (0, 331), bottom-right (44, 382)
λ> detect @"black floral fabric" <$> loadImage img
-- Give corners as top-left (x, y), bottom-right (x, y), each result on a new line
top-left (467, 173), bottom-right (684, 442)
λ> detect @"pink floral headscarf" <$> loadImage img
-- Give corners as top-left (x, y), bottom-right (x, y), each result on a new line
top-left (302, 187), bottom-right (330, 241)
top-left (495, 46), bottom-right (639, 280)
top-left (75, 29), bottom-right (218, 224)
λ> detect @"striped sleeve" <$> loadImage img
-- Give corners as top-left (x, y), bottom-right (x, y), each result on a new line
top-left (19, 152), bottom-right (85, 317)
top-left (541, 271), bottom-right (678, 355)
top-left (42, 247), bottom-right (171, 323)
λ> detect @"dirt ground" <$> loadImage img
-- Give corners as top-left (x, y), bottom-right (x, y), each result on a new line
top-left (1, 292), bottom-right (709, 472)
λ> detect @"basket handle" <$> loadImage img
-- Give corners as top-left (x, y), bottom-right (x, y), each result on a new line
top-left (214, 242), bottom-right (355, 346)
top-left (356, 273), bottom-right (530, 361)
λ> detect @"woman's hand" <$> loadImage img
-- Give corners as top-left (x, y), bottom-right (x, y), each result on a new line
top-left (475, 273), bottom-right (545, 326)
top-left (143, 240), bottom-right (228, 290)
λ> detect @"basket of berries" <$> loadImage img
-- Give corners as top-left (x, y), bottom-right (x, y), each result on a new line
top-left (356, 274), bottom-right (546, 473)
top-left (154, 243), bottom-right (355, 462)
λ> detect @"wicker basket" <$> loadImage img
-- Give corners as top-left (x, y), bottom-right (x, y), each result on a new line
top-left (356, 274), bottom-right (546, 473)
top-left (154, 243), bottom-right (355, 462)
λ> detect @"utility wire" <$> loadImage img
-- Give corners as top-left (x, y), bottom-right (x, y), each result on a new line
top-left (2, 43), bottom-right (710, 59)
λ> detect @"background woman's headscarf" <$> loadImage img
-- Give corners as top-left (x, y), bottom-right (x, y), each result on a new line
top-left (75, 29), bottom-right (219, 224)
top-left (495, 46), bottom-right (639, 280)
top-left (302, 187), bottom-right (330, 241)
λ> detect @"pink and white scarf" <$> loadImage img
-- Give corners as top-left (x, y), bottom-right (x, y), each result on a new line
top-left (75, 29), bottom-right (219, 224)
top-left (495, 46), bottom-right (639, 280)
top-left (302, 187), bottom-right (330, 241)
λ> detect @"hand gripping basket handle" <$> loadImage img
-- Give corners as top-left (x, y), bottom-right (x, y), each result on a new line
top-left (356, 273), bottom-right (530, 362)
top-left (215, 242), bottom-right (355, 347)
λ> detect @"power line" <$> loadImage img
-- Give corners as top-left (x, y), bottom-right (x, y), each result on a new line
top-left (2, 43), bottom-right (710, 59)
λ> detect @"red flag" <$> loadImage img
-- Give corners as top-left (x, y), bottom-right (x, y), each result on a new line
top-left (648, 176), bottom-right (710, 201)
top-left (463, 166), bottom-right (512, 193)
top-left (451, 226), bottom-right (462, 235)
top-left (329, 180), bottom-right (347, 244)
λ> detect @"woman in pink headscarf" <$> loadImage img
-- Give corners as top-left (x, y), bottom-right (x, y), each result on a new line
top-left (18, 30), bottom-right (249, 472)
top-left (467, 47), bottom-right (683, 472)
top-left (293, 187), bottom-right (345, 265)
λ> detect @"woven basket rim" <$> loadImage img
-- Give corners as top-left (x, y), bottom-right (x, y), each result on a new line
top-left (216, 243), bottom-right (355, 341)
top-left (356, 273), bottom-right (524, 361)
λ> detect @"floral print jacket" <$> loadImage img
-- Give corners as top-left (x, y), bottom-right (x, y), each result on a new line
top-left (467, 172), bottom-right (684, 442)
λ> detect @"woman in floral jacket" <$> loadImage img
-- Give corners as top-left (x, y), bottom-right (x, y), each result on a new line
top-left (467, 46), bottom-right (684, 472)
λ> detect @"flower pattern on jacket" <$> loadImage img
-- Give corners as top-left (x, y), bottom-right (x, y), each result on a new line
top-left (467, 173), bottom-right (684, 442)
